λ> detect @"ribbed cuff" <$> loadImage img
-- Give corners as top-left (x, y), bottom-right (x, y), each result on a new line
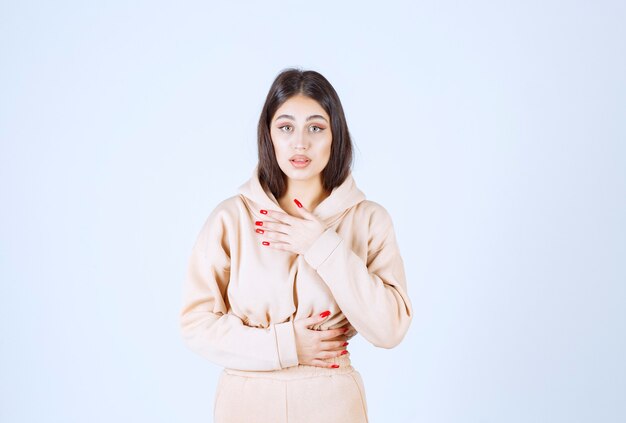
top-left (303, 228), bottom-right (343, 270)
top-left (274, 320), bottom-right (299, 369)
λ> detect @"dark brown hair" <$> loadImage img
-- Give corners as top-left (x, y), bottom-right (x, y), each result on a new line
top-left (257, 68), bottom-right (354, 200)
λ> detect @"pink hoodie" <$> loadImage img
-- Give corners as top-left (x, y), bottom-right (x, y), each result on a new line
top-left (180, 165), bottom-right (413, 371)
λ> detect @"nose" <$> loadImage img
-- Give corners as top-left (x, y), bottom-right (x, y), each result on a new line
top-left (291, 128), bottom-right (310, 150)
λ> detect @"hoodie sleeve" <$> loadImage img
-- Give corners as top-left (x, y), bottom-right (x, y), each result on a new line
top-left (179, 206), bottom-right (299, 371)
top-left (303, 204), bottom-right (413, 349)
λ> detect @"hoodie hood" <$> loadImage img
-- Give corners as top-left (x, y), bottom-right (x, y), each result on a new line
top-left (237, 164), bottom-right (366, 226)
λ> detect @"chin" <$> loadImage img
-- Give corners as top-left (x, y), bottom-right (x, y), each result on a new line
top-left (285, 171), bottom-right (315, 180)
top-left (280, 164), bottom-right (322, 181)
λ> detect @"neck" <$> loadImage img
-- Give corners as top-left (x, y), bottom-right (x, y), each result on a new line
top-left (278, 175), bottom-right (329, 215)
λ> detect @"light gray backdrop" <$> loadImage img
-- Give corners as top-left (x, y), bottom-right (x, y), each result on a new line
top-left (1, 1), bottom-right (624, 422)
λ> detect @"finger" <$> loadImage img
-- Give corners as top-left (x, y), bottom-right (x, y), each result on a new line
top-left (321, 331), bottom-right (346, 341)
top-left (304, 310), bottom-right (332, 327)
top-left (319, 346), bottom-right (349, 360)
top-left (342, 323), bottom-right (357, 339)
top-left (321, 339), bottom-right (349, 349)
top-left (309, 359), bottom-right (339, 369)
top-left (318, 350), bottom-right (342, 360)
top-left (292, 198), bottom-right (318, 220)
top-left (264, 209), bottom-right (299, 226)
top-left (261, 240), bottom-right (293, 252)
top-left (260, 230), bottom-right (289, 243)
top-left (257, 220), bottom-right (291, 235)
top-left (319, 327), bottom-right (348, 341)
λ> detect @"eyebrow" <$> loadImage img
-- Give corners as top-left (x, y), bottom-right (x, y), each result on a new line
top-left (274, 114), bottom-right (328, 123)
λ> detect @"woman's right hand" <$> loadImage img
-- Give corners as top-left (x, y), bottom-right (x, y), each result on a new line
top-left (293, 310), bottom-right (350, 368)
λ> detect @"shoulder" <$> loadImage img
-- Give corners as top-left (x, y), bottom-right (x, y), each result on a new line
top-left (211, 194), bottom-right (245, 215)
top-left (353, 199), bottom-right (395, 230)
top-left (352, 200), bottom-right (399, 254)
top-left (201, 195), bottom-right (245, 229)
top-left (192, 195), bottom-right (245, 251)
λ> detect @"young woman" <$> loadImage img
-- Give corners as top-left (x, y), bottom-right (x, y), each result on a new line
top-left (180, 68), bottom-right (413, 423)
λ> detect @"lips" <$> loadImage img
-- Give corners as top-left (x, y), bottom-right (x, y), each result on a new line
top-left (290, 155), bottom-right (311, 162)
top-left (290, 155), bottom-right (311, 168)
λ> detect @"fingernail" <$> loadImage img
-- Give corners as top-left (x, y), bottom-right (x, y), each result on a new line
top-left (331, 364), bottom-right (339, 368)
top-left (255, 221), bottom-right (263, 226)
top-left (294, 199), bottom-right (302, 208)
top-left (342, 327), bottom-right (349, 332)
top-left (340, 350), bottom-right (348, 355)
top-left (262, 241), bottom-right (270, 246)
top-left (256, 228), bottom-right (264, 234)
top-left (260, 209), bottom-right (268, 214)
top-left (343, 342), bottom-right (349, 347)
top-left (319, 310), bottom-right (331, 318)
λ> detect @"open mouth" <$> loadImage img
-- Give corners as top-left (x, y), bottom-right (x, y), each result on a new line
top-left (290, 159), bottom-right (310, 168)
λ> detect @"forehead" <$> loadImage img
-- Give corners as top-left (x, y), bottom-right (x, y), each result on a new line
top-left (273, 95), bottom-right (329, 120)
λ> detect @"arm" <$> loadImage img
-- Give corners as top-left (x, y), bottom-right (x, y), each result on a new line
top-left (179, 206), bottom-right (299, 371)
top-left (303, 206), bottom-right (413, 348)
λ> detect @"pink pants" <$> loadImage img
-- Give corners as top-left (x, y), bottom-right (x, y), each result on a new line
top-left (213, 354), bottom-right (368, 423)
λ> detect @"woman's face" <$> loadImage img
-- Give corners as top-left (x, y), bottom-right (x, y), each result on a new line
top-left (270, 94), bottom-right (332, 185)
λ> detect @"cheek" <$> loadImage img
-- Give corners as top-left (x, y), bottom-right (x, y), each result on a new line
top-left (322, 137), bottom-right (333, 157)
top-left (273, 144), bottom-right (290, 163)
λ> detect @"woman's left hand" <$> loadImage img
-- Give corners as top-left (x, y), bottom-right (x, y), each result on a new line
top-left (255, 198), bottom-right (327, 255)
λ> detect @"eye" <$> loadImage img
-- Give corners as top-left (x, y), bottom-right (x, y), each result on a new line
top-left (278, 125), bottom-right (292, 132)
top-left (310, 125), bottom-right (324, 133)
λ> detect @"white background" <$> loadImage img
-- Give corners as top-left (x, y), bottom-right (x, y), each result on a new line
top-left (1, 1), bottom-right (624, 422)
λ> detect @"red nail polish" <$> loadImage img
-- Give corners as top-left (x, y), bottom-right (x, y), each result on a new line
top-left (343, 342), bottom-right (349, 347)
top-left (260, 209), bottom-right (267, 214)
top-left (331, 364), bottom-right (339, 368)
top-left (255, 221), bottom-right (263, 226)
top-left (340, 350), bottom-right (348, 355)
top-left (262, 241), bottom-right (270, 246)
top-left (294, 199), bottom-right (302, 208)
top-left (256, 228), bottom-right (264, 234)
top-left (319, 310), bottom-right (330, 318)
